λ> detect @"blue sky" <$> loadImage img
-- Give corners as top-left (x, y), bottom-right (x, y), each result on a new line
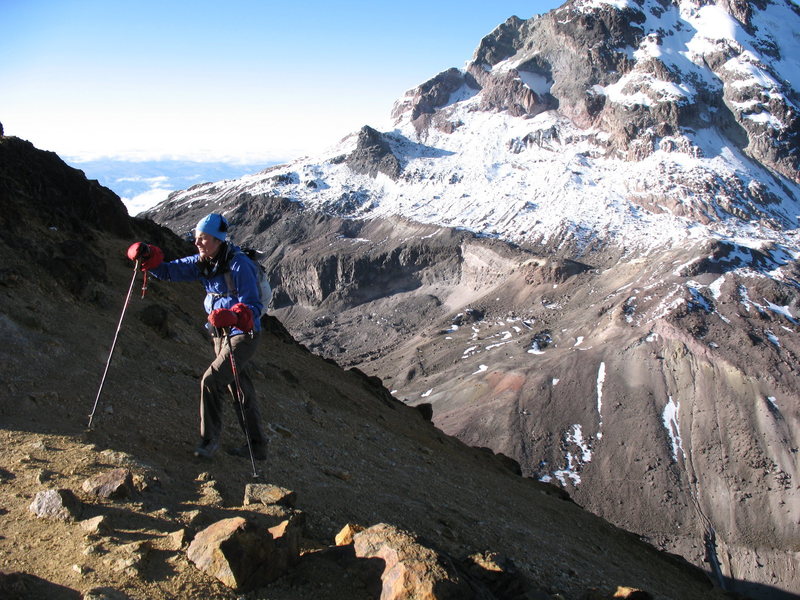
top-left (2, 1), bottom-right (562, 164)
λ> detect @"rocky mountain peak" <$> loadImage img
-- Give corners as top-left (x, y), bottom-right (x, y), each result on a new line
top-left (393, 0), bottom-right (799, 185)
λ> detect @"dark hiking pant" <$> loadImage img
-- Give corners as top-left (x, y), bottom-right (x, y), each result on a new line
top-left (200, 331), bottom-right (266, 446)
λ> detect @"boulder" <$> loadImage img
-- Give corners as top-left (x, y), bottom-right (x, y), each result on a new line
top-left (353, 523), bottom-right (472, 600)
top-left (187, 517), bottom-right (278, 590)
top-left (28, 488), bottom-right (82, 521)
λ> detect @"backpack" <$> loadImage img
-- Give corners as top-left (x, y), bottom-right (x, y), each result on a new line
top-left (221, 248), bottom-right (273, 316)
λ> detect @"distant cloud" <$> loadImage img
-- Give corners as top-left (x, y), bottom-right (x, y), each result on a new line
top-left (115, 175), bottom-right (170, 185)
top-left (121, 186), bottom-right (173, 216)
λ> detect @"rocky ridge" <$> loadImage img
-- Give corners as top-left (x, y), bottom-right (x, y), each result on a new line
top-left (0, 134), bottom-right (744, 598)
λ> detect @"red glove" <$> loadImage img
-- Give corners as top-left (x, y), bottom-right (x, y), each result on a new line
top-left (141, 245), bottom-right (163, 270)
top-left (231, 303), bottom-right (254, 333)
top-left (127, 242), bottom-right (148, 261)
top-left (126, 243), bottom-right (163, 271)
top-left (208, 308), bottom-right (238, 329)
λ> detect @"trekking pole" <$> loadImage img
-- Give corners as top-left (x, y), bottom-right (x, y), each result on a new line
top-left (225, 328), bottom-right (259, 479)
top-left (87, 260), bottom-right (140, 429)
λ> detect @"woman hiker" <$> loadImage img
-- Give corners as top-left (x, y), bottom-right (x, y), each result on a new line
top-left (127, 213), bottom-right (268, 460)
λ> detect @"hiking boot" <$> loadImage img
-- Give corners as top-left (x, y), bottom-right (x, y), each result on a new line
top-left (193, 439), bottom-right (219, 459)
top-left (226, 441), bottom-right (267, 461)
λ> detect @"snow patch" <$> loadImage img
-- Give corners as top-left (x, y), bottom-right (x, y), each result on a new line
top-left (517, 71), bottom-right (552, 96)
top-left (552, 424), bottom-right (594, 486)
top-left (765, 329), bottom-right (780, 347)
top-left (662, 396), bottom-right (685, 462)
top-left (596, 362), bottom-right (606, 424)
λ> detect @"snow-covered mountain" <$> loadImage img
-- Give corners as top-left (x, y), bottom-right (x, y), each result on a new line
top-left (145, 1), bottom-right (800, 597)
top-left (156, 0), bottom-right (799, 260)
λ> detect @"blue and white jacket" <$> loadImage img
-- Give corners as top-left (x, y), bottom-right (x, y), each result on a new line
top-left (149, 243), bottom-right (263, 335)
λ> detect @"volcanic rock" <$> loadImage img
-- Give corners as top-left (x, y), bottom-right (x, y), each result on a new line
top-left (243, 482), bottom-right (297, 507)
top-left (353, 523), bottom-right (473, 600)
top-left (28, 488), bottom-right (82, 522)
top-left (82, 468), bottom-right (134, 500)
top-left (187, 516), bottom-right (277, 590)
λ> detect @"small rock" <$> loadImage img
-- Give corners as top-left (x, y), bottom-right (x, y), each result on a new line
top-left (322, 467), bottom-right (352, 481)
top-left (335, 523), bottom-right (365, 546)
top-left (29, 439), bottom-right (47, 451)
top-left (160, 529), bottom-right (186, 552)
top-left (198, 480), bottom-right (225, 506)
top-left (243, 483), bottom-right (296, 507)
top-left (132, 473), bottom-right (149, 492)
top-left (82, 468), bottom-right (134, 499)
top-left (83, 587), bottom-right (129, 600)
top-left (613, 587), bottom-right (653, 599)
top-left (31, 469), bottom-right (51, 484)
top-left (112, 541), bottom-right (150, 575)
top-left (268, 423), bottom-right (293, 438)
top-left (120, 541), bottom-right (150, 557)
top-left (80, 515), bottom-right (111, 536)
top-left (98, 450), bottom-right (149, 469)
top-left (29, 488), bottom-right (82, 521)
top-left (113, 556), bottom-right (139, 574)
top-left (181, 509), bottom-right (202, 525)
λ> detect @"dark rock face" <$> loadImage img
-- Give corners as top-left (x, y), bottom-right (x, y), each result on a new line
top-left (345, 126), bottom-right (402, 180)
top-left (391, 68), bottom-right (478, 134)
top-left (0, 136), bottom-right (131, 239)
top-left (0, 135), bottom-right (193, 301)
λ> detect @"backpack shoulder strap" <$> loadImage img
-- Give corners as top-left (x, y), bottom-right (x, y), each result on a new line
top-left (223, 271), bottom-right (238, 296)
